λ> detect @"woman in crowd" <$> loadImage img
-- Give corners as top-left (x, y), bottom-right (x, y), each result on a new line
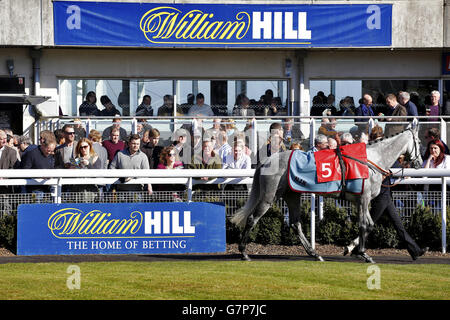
top-left (70, 138), bottom-right (101, 201)
top-left (423, 139), bottom-right (450, 169)
top-left (188, 139), bottom-right (222, 191)
top-left (156, 146), bottom-right (185, 197)
top-left (423, 139), bottom-right (450, 193)
top-left (157, 146), bottom-right (184, 170)
top-left (79, 91), bottom-right (100, 116)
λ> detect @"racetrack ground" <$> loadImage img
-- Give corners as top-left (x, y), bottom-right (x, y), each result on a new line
top-left (0, 253), bottom-right (448, 300)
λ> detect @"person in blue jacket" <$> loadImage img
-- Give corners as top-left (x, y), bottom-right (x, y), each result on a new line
top-left (355, 94), bottom-right (375, 123)
top-left (398, 91), bottom-right (418, 117)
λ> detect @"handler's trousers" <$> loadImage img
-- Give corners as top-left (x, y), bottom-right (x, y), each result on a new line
top-left (370, 194), bottom-right (421, 257)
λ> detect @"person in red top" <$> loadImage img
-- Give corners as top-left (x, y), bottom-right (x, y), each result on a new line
top-left (102, 127), bottom-right (126, 166)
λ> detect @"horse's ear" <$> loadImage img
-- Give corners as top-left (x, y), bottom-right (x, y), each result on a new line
top-left (411, 118), bottom-right (419, 131)
top-left (406, 118), bottom-right (419, 132)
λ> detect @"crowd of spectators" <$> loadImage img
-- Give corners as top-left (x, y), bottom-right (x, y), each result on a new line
top-left (78, 89), bottom-right (288, 118)
top-left (0, 115), bottom-right (304, 196)
top-left (0, 89), bottom-right (446, 198)
top-left (311, 90), bottom-right (447, 120)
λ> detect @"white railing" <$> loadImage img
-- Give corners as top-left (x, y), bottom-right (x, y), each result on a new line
top-left (0, 167), bottom-right (448, 253)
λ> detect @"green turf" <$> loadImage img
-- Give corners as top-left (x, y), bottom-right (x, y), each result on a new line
top-left (0, 260), bottom-right (448, 300)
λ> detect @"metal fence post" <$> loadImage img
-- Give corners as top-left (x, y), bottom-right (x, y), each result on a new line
top-left (442, 177), bottom-right (447, 254)
top-left (440, 118), bottom-right (447, 146)
top-left (319, 196), bottom-right (324, 221)
top-left (252, 117), bottom-right (258, 158)
top-left (309, 118), bottom-right (315, 149)
top-left (310, 193), bottom-right (316, 250)
top-left (85, 118), bottom-right (91, 138)
top-left (131, 118), bottom-right (137, 134)
top-left (187, 177), bottom-right (193, 202)
top-left (54, 178), bottom-right (62, 204)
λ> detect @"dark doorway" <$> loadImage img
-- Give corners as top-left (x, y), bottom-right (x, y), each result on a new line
top-left (0, 77), bottom-right (25, 134)
top-left (210, 81), bottom-right (228, 116)
top-left (0, 104), bottom-right (23, 134)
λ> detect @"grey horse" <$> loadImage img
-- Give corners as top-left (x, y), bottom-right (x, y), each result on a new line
top-left (231, 120), bottom-right (422, 263)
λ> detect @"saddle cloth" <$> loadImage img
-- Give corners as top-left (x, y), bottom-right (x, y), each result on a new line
top-left (287, 147), bottom-right (366, 194)
top-left (315, 143), bottom-right (369, 183)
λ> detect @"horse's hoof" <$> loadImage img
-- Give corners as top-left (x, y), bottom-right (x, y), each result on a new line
top-left (316, 255), bottom-right (325, 262)
top-left (351, 252), bottom-right (375, 263)
top-left (241, 254), bottom-right (251, 261)
top-left (343, 246), bottom-right (351, 256)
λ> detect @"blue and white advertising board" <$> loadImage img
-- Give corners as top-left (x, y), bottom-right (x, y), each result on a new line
top-left (54, 1), bottom-right (392, 48)
top-left (17, 202), bottom-right (226, 255)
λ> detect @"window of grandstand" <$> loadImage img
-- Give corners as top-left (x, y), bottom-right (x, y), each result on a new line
top-left (310, 79), bottom-right (439, 117)
top-left (59, 79), bottom-right (289, 117)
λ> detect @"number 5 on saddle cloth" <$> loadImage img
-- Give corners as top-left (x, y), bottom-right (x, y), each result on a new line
top-left (287, 143), bottom-right (369, 195)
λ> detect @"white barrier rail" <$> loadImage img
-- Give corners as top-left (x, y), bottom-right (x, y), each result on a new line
top-left (0, 168), bottom-right (447, 253)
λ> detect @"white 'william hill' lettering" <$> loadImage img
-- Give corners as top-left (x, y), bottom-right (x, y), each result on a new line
top-left (252, 11), bottom-right (311, 40)
top-left (145, 211), bottom-right (196, 234)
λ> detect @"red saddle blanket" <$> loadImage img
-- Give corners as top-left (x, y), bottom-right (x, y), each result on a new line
top-left (314, 143), bottom-right (369, 183)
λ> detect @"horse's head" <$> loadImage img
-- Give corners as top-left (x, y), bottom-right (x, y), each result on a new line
top-left (405, 119), bottom-right (423, 169)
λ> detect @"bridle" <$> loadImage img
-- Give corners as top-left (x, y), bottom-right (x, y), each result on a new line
top-left (405, 128), bottom-right (422, 169)
top-left (380, 128), bottom-right (422, 187)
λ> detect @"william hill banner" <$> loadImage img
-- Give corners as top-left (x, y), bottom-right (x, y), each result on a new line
top-left (53, 1), bottom-right (392, 47)
top-left (17, 202), bottom-right (225, 255)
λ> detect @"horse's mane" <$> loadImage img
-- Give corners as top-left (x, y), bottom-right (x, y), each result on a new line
top-left (367, 128), bottom-right (409, 146)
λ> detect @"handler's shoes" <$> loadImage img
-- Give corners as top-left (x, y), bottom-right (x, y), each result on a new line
top-left (411, 247), bottom-right (429, 261)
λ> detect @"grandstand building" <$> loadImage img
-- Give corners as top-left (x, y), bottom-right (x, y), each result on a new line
top-left (0, 0), bottom-right (449, 136)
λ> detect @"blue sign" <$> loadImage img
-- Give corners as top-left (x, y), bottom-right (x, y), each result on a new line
top-left (443, 53), bottom-right (450, 75)
top-left (54, 1), bottom-right (392, 47)
top-left (17, 202), bottom-right (226, 255)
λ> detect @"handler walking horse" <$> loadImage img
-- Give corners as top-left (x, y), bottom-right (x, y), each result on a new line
top-left (231, 120), bottom-right (422, 263)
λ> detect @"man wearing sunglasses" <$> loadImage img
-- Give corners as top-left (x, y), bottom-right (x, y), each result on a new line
top-left (55, 124), bottom-right (78, 169)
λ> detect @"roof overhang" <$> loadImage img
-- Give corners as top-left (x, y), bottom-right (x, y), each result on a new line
top-left (0, 94), bottom-right (50, 105)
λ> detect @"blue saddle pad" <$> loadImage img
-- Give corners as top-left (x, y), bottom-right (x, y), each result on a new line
top-left (287, 150), bottom-right (364, 194)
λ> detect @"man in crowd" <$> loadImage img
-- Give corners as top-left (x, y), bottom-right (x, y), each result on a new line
top-left (157, 94), bottom-right (182, 116)
top-left (54, 124), bottom-right (78, 168)
top-left (103, 127), bottom-right (126, 166)
top-left (0, 129), bottom-right (18, 170)
top-left (109, 134), bottom-right (151, 194)
top-left (99, 95), bottom-right (121, 116)
top-left (427, 90), bottom-right (441, 121)
top-left (383, 93), bottom-right (407, 137)
top-left (355, 94), bottom-right (375, 122)
top-left (312, 134), bottom-right (329, 151)
top-left (15, 135), bottom-right (37, 168)
top-left (283, 118), bottom-right (304, 148)
top-left (141, 128), bottom-right (163, 169)
top-left (102, 117), bottom-right (128, 142)
top-left (398, 91), bottom-right (418, 117)
top-left (135, 95), bottom-right (154, 117)
top-left (187, 93), bottom-right (214, 117)
top-left (172, 128), bottom-right (191, 165)
top-left (257, 122), bottom-right (286, 166)
top-left (20, 134), bottom-right (56, 196)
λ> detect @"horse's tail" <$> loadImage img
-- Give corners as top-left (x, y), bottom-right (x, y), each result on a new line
top-left (231, 166), bottom-right (262, 229)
